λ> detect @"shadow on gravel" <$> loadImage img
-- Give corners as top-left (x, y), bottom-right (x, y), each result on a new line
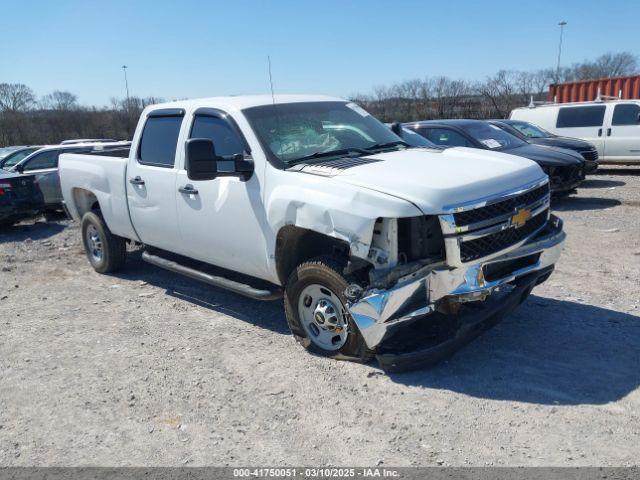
top-left (0, 220), bottom-right (66, 243)
top-left (113, 251), bottom-right (288, 335)
top-left (389, 295), bottom-right (640, 405)
top-left (594, 167), bottom-right (640, 176)
top-left (552, 196), bottom-right (621, 211)
top-left (579, 179), bottom-right (626, 188)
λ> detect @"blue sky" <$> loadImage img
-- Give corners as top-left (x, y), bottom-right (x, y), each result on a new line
top-left (1, 0), bottom-right (638, 106)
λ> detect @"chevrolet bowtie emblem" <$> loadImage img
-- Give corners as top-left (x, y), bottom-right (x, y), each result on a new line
top-left (511, 208), bottom-right (531, 228)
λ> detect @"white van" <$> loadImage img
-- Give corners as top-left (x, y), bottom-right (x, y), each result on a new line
top-left (510, 100), bottom-right (640, 164)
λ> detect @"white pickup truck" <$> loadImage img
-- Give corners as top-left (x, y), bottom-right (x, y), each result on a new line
top-left (60, 95), bottom-right (565, 371)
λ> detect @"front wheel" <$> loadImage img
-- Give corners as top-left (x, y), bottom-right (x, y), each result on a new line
top-left (81, 211), bottom-right (127, 273)
top-left (284, 256), bottom-right (373, 363)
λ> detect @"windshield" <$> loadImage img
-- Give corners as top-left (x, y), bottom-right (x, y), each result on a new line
top-left (243, 102), bottom-right (405, 164)
top-left (0, 147), bottom-right (20, 160)
top-left (465, 123), bottom-right (526, 150)
top-left (398, 127), bottom-right (439, 148)
top-left (509, 121), bottom-right (552, 139)
top-left (0, 148), bottom-right (39, 168)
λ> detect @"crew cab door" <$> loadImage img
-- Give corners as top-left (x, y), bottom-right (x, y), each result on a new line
top-left (555, 105), bottom-right (607, 156)
top-left (603, 103), bottom-right (640, 162)
top-left (175, 109), bottom-right (269, 279)
top-left (126, 109), bottom-right (185, 252)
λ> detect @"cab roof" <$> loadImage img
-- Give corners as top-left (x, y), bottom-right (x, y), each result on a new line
top-left (144, 94), bottom-right (346, 113)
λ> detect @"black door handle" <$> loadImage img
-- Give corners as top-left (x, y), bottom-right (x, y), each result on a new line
top-left (607, 128), bottom-right (612, 136)
top-left (179, 185), bottom-right (199, 195)
top-left (598, 128), bottom-right (602, 137)
top-left (129, 176), bottom-right (145, 186)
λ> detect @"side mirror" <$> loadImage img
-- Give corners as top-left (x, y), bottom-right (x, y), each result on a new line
top-left (185, 138), bottom-right (218, 181)
top-left (14, 163), bottom-right (24, 174)
top-left (185, 138), bottom-right (254, 182)
top-left (390, 121), bottom-right (403, 136)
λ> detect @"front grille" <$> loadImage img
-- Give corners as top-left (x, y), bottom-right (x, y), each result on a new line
top-left (460, 209), bottom-right (548, 262)
top-left (453, 183), bottom-right (549, 227)
top-left (580, 149), bottom-right (598, 162)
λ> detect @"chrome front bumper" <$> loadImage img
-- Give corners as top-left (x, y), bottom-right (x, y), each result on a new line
top-left (347, 215), bottom-right (565, 350)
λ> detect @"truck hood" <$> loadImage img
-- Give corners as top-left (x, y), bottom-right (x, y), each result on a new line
top-left (324, 147), bottom-right (546, 214)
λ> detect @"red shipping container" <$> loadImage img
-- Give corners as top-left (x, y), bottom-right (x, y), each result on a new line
top-left (548, 75), bottom-right (640, 103)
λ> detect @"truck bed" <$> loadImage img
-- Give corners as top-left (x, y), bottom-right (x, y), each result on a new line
top-left (59, 151), bottom-right (138, 241)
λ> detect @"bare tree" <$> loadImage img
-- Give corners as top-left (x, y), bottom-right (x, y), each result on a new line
top-left (0, 83), bottom-right (36, 112)
top-left (40, 91), bottom-right (79, 111)
top-left (564, 52), bottom-right (639, 81)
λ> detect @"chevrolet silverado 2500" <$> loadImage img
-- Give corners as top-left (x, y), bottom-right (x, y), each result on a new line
top-left (59, 95), bottom-right (565, 371)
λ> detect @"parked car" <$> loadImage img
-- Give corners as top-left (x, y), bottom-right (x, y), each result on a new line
top-left (404, 119), bottom-right (586, 195)
top-left (59, 95), bottom-right (565, 371)
top-left (387, 122), bottom-right (442, 148)
top-left (0, 146), bottom-right (42, 169)
top-left (10, 142), bottom-right (130, 210)
top-left (510, 100), bottom-right (640, 164)
top-left (488, 119), bottom-right (599, 174)
top-left (60, 138), bottom-right (119, 145)
top-left (0, 169), bottom-right (44, 227)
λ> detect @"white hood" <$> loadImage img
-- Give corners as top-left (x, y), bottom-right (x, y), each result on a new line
top-left (330, 147), bottom-right (546, 214)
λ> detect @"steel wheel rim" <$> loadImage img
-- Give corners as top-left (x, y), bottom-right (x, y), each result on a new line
top-left (297, 283), bottom-right (349, 351)
top-left (85, 224), bottom-right (104, 262)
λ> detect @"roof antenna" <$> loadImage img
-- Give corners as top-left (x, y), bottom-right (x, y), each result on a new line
top-left (268, 55), bottom-right (276, 106)
top-left (528, 95), bottom-right (535, 108)
top-left (267, 55), bottom-right (283, 155)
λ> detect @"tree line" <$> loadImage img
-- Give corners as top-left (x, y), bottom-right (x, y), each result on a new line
top-left (1, 52), bottom-right (638, 146)
top-left (350, 52), bottom-right (639, 122)
top-left (0, 84), bottom-right (163, 146)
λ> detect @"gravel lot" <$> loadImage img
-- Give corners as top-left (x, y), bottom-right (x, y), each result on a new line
top-left (1, 167), bottom-right (639, 467)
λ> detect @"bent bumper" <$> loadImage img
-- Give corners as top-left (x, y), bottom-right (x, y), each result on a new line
top-left (375, 267), bottom-right (551, 372)
top-left (347, 215), bottom-right (565, 352)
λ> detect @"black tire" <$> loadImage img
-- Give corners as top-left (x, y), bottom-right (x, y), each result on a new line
top-left (81, 211), bottom-right (127, 273)
top-left (284, 255), bottom-right (373, 363)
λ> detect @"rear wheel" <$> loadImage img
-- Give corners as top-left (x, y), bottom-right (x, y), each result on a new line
top-left (284, 256), bottom-right (373, 362)
top-left (81, 211), bottom-right (127, 273)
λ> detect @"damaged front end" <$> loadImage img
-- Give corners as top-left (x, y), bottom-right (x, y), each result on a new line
top-left (345, 180), bottom-right (565, 371)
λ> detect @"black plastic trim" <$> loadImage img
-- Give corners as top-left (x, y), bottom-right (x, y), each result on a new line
top-left (141, 251), bottom-right (282, 301)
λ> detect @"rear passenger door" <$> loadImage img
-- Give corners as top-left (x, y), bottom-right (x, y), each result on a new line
top-left (555, 105), bottom-right (607, 156)
top-left (126, 109), bottom-right (185, 253)
top-left (20, 149), bottom-right (61, 206)
top-left (604, 103), bottom-right (640, 162)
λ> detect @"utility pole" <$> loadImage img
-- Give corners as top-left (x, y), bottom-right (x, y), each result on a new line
top-left (121, 65), bottom-right (130, 107)
top-left (556, 21), bottom-right (567, 83)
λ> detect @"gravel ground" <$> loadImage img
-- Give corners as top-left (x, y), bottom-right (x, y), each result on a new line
top-left (1, 166), bottom-right (639, 467)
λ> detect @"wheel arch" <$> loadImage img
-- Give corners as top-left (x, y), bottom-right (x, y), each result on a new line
top-left (274, 225), bottom-right (352, 286)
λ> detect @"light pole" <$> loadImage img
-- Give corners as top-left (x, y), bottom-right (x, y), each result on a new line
top-left (121, 65), bottom-right (130, 107)
top-left (556, 21), bottom-right (567, 83)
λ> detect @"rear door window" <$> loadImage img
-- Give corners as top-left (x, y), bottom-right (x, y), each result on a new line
top-left (138, 115), bottom-right (183, 167)
top-left (22, 150), bottom-right (59, 171)
top-left (556, 106), bottom-right (606, 128)
top-left (612, 103), bottom-right (640, 126)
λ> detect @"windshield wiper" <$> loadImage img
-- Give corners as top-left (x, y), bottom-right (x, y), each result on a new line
top-left (288, 147), bottom-right (371, 165)
top-left (364, 140), bottom-right (408, 152)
